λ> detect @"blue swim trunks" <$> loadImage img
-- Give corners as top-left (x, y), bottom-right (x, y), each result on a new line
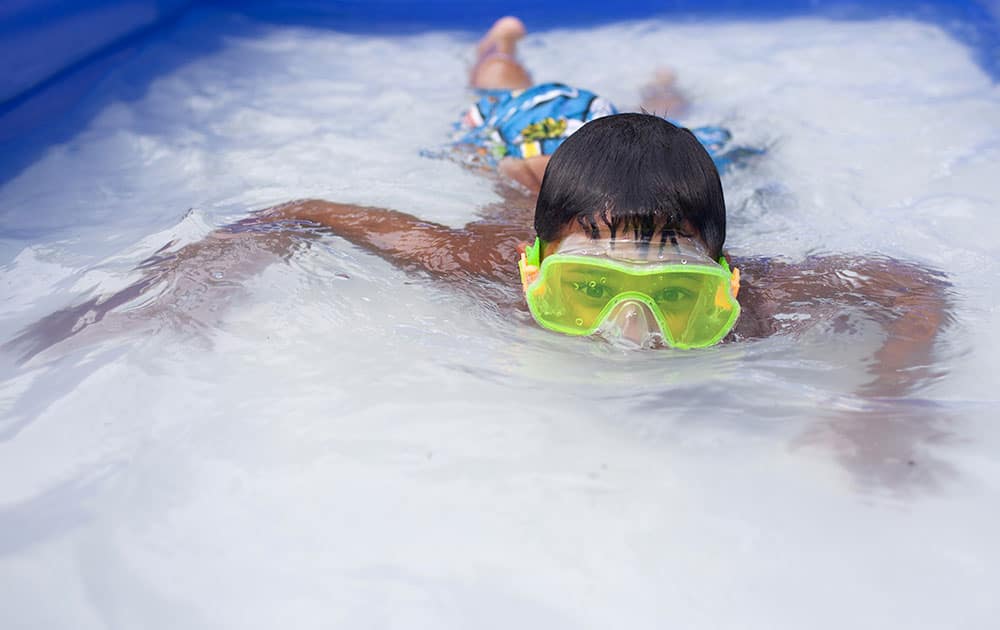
top-left (447, 82), bottom-right (763, 170)
top-left (454, 82), bottom-right (618, 161)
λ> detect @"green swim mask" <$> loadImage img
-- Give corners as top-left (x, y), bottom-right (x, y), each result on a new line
top-left (518, 233), bottom-right (741, 349)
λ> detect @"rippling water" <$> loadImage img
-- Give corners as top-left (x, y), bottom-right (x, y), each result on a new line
top-left (1, 8), bottom-right (999, 629)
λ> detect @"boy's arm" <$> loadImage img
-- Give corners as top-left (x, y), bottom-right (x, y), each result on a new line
top-left (3, 223), bottom-right (317, 362)
top-left (738, 256), bottom-right (951, 399)
top-left (258, 199), bottom-right (527, 282)
top-left (5, 199), bottom-right (525, 362)
top-left (860, 262), bottom-right (952, 399)
top-left (257, 199), bottom-right (460, 273)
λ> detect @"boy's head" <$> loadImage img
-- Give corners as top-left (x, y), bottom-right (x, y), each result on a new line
top-left (534, 113), bottom-right (726, 259)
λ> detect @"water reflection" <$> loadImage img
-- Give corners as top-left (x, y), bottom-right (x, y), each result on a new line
top-left (2, 223), bottom-right (323, 364)
top-left (796, 398), bottom-right (959, 494)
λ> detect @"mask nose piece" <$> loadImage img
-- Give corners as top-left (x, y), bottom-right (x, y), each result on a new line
top-left (597, 299), bottom-right (662, 348)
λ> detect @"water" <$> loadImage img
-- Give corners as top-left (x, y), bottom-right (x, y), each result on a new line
top-left (2, 8), bottom-right (999, 629)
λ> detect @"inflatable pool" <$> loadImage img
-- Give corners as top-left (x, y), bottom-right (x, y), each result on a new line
top-left (1, 2), bottom-right (999, 628)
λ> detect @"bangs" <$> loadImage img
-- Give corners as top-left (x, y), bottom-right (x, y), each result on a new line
top-left (572, 207), bottom-right (692, 243)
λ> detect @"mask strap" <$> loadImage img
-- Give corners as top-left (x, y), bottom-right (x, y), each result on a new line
top-left (526, 237), bottom-right (542, 266)
top-left (718, 256), bottom-right (741, 299)
top-left (519, 237), bottom-right (544, 292)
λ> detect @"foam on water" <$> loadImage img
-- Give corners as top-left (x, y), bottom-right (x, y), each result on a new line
top-left (1, 8), bottom-right (999, 629)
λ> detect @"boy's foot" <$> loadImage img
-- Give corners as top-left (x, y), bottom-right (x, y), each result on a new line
top-left (471, 16), bottom-right (531, 90)
top-left (639, 67), bottom-right (689, 118)
top-left (476, 16), bottom-right (527, 57)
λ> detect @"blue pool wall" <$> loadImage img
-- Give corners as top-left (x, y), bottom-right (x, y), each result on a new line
top-left (1, 0), bottom-right (998, 187)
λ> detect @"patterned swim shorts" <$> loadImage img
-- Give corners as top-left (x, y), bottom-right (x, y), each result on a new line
top-left (453, 82), bottom-right (618, 161)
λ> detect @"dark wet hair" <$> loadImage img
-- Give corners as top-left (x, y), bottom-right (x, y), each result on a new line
top-left (534, 113), bottom-right (727, 259)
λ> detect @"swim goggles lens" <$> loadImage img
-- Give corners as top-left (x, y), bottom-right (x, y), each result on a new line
top-left (518, 237), bottom-right (740, 349)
